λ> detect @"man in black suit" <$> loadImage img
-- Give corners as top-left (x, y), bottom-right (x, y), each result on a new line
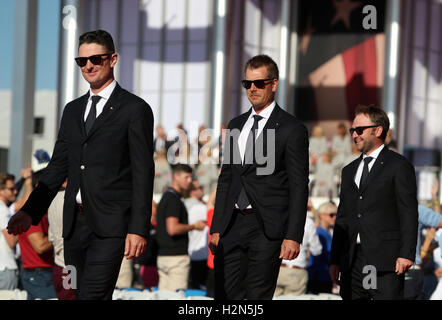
top-left (209, 55), bottom-right (309, 300)
top-left (7, 30), bottom-right (154, 300)
top-left (330, 105), bottom-right (418, 300)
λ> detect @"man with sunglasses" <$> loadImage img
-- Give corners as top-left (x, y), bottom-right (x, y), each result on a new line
top-left (7, 30), bottom-right (155, 300)
top-left (330, 105), bottom-right (418, 300)
top-left (209, 55), bottom-right (309, 299)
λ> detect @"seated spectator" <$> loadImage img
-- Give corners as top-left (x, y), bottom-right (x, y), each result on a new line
top-left (312, 152), bottom-right (337, 198)
top-left (154, 149), bottom-right (172, 194)
top-left (0, 173), bottom-right (19, 290)
top-left (205, 187), bottom-right (217, 298)
top-left (309, 125), bottom-right (328, 172)
top-left (307, 201), bottom-right (337, 294)
top-left (331, 123), bottom-right (352, 172)
top-left (184, 179), bottom-right (209, 290)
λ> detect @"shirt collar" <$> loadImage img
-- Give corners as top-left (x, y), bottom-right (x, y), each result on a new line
top-left (363, 143), bottom-right (385, 160)
top-left (250, 100), bottom-right (276, 120)
top-left (88, 79), bottom-right (117, 101)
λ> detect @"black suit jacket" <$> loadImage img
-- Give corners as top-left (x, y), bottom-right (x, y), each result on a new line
top-left (22, 83), bottom-right (155, 239)
top-left (210, 105), bottom-right (309, 242)
top-left (330, 146), bottom-right (418, 272)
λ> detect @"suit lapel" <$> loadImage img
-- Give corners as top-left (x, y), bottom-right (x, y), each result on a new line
top-left (83, 84), bottom-right (122, 141)
top-left (359, 146), bottom-right (388, 193)
top-left (349, 154), bottom-right (362, 192)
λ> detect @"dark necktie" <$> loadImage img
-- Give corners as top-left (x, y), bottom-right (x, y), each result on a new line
top-left (359, 156), bottom-right (373, 189)
top-left (85, 95), bottom-right (101, 135)
top-left (237, 114), bottom-right (263, 210)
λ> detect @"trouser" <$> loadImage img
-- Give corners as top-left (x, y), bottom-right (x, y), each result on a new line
top-left (341, 244), bottom-right (404, 300)
top-left (214, 209), bottom-right (282, 300)
top-left (64, 207), bottom-right (125, 300)
top-left (275, 265), bottom-right (308, 296)
top-left (20, 267), bottom-right (57, 300)
top-left (157, 255), bottom-right (190, 291)
top-left (0, 268), bottom-right (18, 290)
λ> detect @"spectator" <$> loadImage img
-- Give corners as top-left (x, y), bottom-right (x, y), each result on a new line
top-left (205, 187), bottom-right (217, 298)
top-left (156, 164), bottom-right (206, 291)
top-left (404, 204), bottom-right (442, 299)
top-left (47, 179), bottom-right (75, 300)
top-left (184, 179), bottom-right (209, 290)
top-left (0, 173), bottom-right (19, 290)
top-left (331, 123), bottom-right (352, 172)
top-left (195, 155), bottom-right (219, 196)
top-left (307, 201), bottom-right (337, 294)
top-left (18, 212), bottom-right (56, 300)
top-left (430, 247), bottom-right (442, 299)
top-left (312, 152), bottom-right (337, 198)
top-left (154, 148), bottom-right (172, 194)
top-left (309, 125), bottom-right (328, 171)
top-left (154, 125), bottom-right (173, 154)
top-left (275, 216), bottom-right (322, 296)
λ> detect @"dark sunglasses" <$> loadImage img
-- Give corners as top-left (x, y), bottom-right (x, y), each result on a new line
top-left (75, 53), bottom-right (113, 67)
top-left (241, 78), bottom-right (274, 89)
top-left (329, 213), bottom-right (337, 218)
top-left (3, 187), bottom-right (16, 191)
top-left (349, 125), bottom-right (378, 136)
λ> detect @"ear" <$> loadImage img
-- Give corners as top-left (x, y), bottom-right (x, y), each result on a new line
top-left (375, 126), bottom-right (383, 138)
top-left (110, 53), bottom-right (118, 68)
top-left (272, 78), bottom-right (279, 93)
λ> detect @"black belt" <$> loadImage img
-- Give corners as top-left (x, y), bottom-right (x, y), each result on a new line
top-left (23, 267), bottom-right (52, 272)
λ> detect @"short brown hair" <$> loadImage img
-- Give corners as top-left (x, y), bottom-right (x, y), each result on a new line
top-left (79, 29), bottom-right (115, 53)
top-left (355, 104), bottom-right (390, 140)
top-left (0, 173), bottom-right (15, 189)
top-left (244, 55), bottom-right (279, 80)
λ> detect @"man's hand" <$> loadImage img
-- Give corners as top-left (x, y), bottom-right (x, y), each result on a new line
top-left (124, 233), bottom-right (147, 260)
top-left (193, 220), bottom-right (207, 231)
top-left (7, 211), bottom-right (33, 235)
top-left (434, 266), bottom-right (442, 278)
top-left (279, 239), bottom-right (300, 260)
top-left (209, 232), bottom-right (220, 255)
top-left (395, 257), bottom-right (413, 275)
top-left (329, 264), bottom-right (340, 285)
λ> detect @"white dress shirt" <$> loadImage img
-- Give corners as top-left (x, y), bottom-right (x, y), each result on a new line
top-left (76, 80), bottom-right (117, 204)
top-left (235, 101), bottom-right (276, 209)
top-left (355, 143), bottom-right (385, 243)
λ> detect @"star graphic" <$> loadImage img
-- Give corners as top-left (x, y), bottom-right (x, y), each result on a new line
top-left (299, 15), bottom-right (315, 55)
top-left (330, 0), bottom-right (362, 29)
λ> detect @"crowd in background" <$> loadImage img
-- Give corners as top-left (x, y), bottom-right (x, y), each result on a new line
top-left (0, 122), bottom-right (441, 300)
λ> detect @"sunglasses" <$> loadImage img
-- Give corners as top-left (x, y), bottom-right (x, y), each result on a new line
top-left (75, 53), bottom-right (114, 67)
top-left (3, 187), bottom-right (16, 192)
top-left (349, 125), bottom-right (378, 136)
top-left (329, 213), bottom-right (337, 218)
top-left (241, 78), bottom-right (274, 89)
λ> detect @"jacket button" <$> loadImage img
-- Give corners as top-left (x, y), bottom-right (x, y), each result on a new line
top-left (357, 214), bottom-right (362, 218)
top-left (359, 196), bottom-right (363, 199)
top-left (80, 165), bottom-right (85, 170)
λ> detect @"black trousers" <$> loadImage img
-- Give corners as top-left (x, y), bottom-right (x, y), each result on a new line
top-left (64, 209), bottom-right (125, 300)
top-left (214, 210), bottom-right (282, 300)
top-left (341, 244), bottom-right (404, 300)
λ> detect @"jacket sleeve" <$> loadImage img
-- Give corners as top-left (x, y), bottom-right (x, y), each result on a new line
top-left (395, 159), bottom-right (418, 262)
top-left (284, 122), bottom-right (309, 243)
top-left (127, 101), bottom-right (155, 238)
top-left (21, 104), bottom-right (70, 225)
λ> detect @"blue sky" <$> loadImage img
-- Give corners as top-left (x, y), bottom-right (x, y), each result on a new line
top-left (0, 0), bottom-right (60, 90)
